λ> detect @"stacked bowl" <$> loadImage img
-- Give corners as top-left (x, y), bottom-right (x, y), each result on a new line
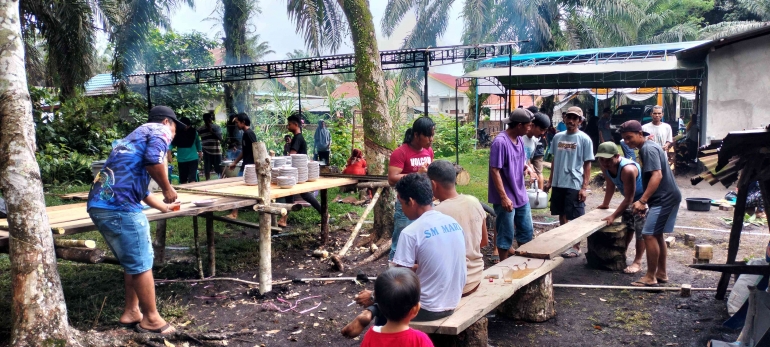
top-left (279, 166), bottom-right (298, 183)
top-left (271, 167), bottom-right (282, 185)
top-left (307, 161), bottom-right (320, 182)
top-left (291, 154), bottom-right (309, 183)
top-left (276, 176), bottom-right (296, 189)
top-left (243, 164), bottom-right (258, 185)
top-left (271, 157), bottom-right (286, 168)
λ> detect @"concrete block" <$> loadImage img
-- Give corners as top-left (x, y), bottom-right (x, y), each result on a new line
top-left (695, 244), bottom-right (713, 260)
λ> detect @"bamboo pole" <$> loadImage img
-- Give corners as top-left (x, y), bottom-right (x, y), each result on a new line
top-left (254, 205), bottom-right (287, 216)
top-left (254, 142), bottom-right (272, 294)
top-left (338, 187), bottom-right (383, 257)
top-left (356, 181), bottom-right (390, 189)
top-left (53, 239), bottom-right (95, 249)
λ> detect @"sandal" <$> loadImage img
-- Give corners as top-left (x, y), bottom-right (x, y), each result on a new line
top-left (490, 255), bottom-right (500, 264)
top-left (136, 323), bottom-right (176, 335)
top-left (631, 280), bottom-right (659, 287)
top-left (560, 248), bottom-right (582, 258)
top-left (119, 321), bottom-right (141, 329)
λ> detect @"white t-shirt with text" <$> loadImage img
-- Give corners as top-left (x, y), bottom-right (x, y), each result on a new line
top-left (392, 210), bottom-right (466, 312)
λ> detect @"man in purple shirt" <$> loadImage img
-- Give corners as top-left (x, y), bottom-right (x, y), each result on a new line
top-left (489, 108), bottom-right (536, 261)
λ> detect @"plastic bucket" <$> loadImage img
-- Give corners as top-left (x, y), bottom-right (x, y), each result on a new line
top-left (686, 198), bottom-right (711, 211)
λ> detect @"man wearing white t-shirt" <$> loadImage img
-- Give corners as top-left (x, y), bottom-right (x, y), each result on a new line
top-left (642, 106), bottom-right (673, 151)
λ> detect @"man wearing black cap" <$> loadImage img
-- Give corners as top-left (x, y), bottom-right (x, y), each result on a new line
top-left (619, 120), bottom-right (681, 287)
top-left (545, 106), bottom-right (594, 258)
top-left (488, 108), bottom-right (537, 261)
top-left (523, 111), bottom-right (552, 191)
top-left (87, 105), bottom-right (183, 334)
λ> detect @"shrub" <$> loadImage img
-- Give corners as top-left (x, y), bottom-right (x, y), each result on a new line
top-left (36, 144), bottom-right (96, 186)
top-left (429, 114), bottom-right (476, 158)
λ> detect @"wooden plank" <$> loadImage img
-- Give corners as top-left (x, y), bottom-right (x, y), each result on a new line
top-left (176, 177), bottom-right (242, 189)
top-left (58, 192), bottom-right (90, 200)
top-left (410, 256), bottom-right (564, 335)
top-left (515, 209), bottom-right (614, 259)
top-left (181, 177), bottom-right (358, 200)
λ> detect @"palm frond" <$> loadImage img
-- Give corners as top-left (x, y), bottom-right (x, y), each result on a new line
top-left (646, 22), bottom-right (699, 43)
top-left (381, 0), bottom-right (420, 37)
top-left (698, 21), bottom-right (769, 40)
top-left (286, 0), bottom-right (345, 55)
top-left (739, 0), bottom-right (770, 21)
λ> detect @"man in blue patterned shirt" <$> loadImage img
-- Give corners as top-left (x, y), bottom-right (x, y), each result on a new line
top-left (87, 105), bottom-right (184, 334)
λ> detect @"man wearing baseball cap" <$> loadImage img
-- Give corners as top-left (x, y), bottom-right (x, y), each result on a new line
top-left (488, 108), bottom-right (537, 261)
top-left (595, 141), bottom-right (647, 274)
top-left (87, 105), bottom-right (182, 334)
top-left (544, 106), bottom-right (594, 258)
top-left (619, 120), bottom-right (681, 287)
top-left (522, 111), bottom-right (552, 191)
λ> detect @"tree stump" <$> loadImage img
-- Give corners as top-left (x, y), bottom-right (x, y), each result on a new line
top-left (497, 273), bottom-right (555, 322)
top-left (428, 318), bottom-right (488, 347)
top-left (585, 223), bottom-right (629, 271)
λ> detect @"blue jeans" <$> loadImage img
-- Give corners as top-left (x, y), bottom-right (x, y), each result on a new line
top-left (389, 200), bottom-right (414, 260)
top-left (620, 140), bottom-right (637, 161)
top-left (493, 203), bottom-right (534, 250)
top-left (89, 208), bottom-right (153, 274)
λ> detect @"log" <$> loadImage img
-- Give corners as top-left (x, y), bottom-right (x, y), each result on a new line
top-left (206, 214), bottom-right (215, 277)
top-left (53, 239), bottom-right (95, 249)
top-left (55, 247), bottom-right (105, 264)
top-left (665, 236), bottom-right (675, 247)
top-left (357, 239), bottom-right (391, 265)
top-left (585, 223), bottom-right (629, 271)
top-left (455, 168), bottom-right (471, 186)
top-left (356, 181), bottom-right (390, 189)
top-left (428, 317), bottom-right (487, 347)
top-left (254, 142), bottom-right (272, 294)
top-left (254, 205), bottom-right (287, 216)
top-left (193, 216), bottom-right (204, 279)
top-left (684, 234), bottom-right (696, 247)
top-left (152, 220), bottom-right (167, 266)
top-left (696, 244), bottom-right (713, 260)
top-left (497, 272), bottom-right (555, 322)
top-left (338, 187), bottom-right (383, 258)
top-left (681, 284), bottom-right (692, 297)
top-left (320, 189), bottom-right (329, 245)
top-left (270, 202), bottom-right (303, 212)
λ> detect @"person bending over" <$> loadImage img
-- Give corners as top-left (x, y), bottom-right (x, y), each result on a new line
top-left (595, 142), bottom-right (647, 274)
top-left (341, 173), bottom-right (466, 338)
top-left (429, 160), bottom-right (487, 296)
top-left (360, 268), bottom-right (434, 347)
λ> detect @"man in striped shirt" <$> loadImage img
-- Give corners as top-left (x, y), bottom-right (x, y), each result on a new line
top-left (198, 112), bottom-right (223, 180)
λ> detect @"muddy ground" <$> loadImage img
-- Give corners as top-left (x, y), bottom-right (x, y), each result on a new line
top-left (17, 176), bottom-right (770, 347)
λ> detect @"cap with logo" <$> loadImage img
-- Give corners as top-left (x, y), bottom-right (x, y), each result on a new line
top-left (148, 106), bottom-right (186, 130)
top-left (617, 120), bottom-right (650, 136)
top-left (565, 106), bottom-right (584, 119)
top-left (595, 141), bottom-right (620, 159)
top-left (503, 108), bottom-right (534, 124)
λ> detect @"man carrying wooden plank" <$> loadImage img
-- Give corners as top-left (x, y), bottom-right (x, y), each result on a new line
top-left (87, 106), bottom-right (183, 334)
top-left (488, 108), bottom-right (537, 262)
top-left (429, 160), bottom-right (488, 296)
top-left (595, 141), bottom-right (647, 274)
top-left (620, 120), bottom-right (681, 287)
top-left (544, 106), bottom-right (595, 258)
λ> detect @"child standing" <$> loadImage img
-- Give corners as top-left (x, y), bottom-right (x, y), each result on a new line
top-left (360, 268), bottom-right (434, 347)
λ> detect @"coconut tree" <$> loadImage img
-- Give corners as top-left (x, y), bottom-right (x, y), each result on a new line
top-left (287, 0), bottom-right (395, 240)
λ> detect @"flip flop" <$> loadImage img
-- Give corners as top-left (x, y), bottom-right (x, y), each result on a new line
top-left (623, 265), bottom-right (642, 274)
top-left (631, 280), bottom-right (659, 287)
top-left (119, 321), bottom-right (140, 329)
top-left (490, 255), bottom-right (500, 264)
top-left (560, 248), bottom-right (582, 258)
top-left (656, 277), bottom-right (669, 284)
top-left (135, 323), bottom-right (175, 335)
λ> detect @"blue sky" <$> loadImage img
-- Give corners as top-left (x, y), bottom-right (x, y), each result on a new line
top-left (167, 0), bottom-right (465, 75)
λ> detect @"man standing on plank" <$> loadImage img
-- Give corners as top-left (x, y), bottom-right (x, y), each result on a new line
top-left (87, 106), bottom-right (183, 334)
top-left (544, 106), bottom-right (594, 258)
top-left (429, 160), bottom-right (488, 296)
top-left (595, 141), bottom-right (647, 274)
top-left (620, 120), bottom-right (681, 287)
top-left (489, 108), bottom-right (536, 261)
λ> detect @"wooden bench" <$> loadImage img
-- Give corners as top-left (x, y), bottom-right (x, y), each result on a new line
top-left (409, 209), bottom-right (616, 346)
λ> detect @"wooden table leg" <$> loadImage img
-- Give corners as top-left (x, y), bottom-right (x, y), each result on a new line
top-left (320, 189), bottom-right (329, 245)
top-left (206, 213), bottom-right (216, 277)
top-left (716, 184), bottom-right (749, 300)
top-left (152, 220), bottom-right (167, 266)
top-left (193, 216), bottom-right (204, 279)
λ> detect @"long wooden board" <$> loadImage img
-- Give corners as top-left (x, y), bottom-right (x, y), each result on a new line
top-left (515, 209), bottom-right (614, 259)
top-left (410, 255), bottom-right (564, 335)
top-left (180, 177), bottom-right (358, 200)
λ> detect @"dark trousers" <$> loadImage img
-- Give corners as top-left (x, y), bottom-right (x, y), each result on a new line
top-left (317, 151), bottom-right (330, 165)
top-left (202, 153), bottom-right (223, 177)
top-left (178, 160), bottom-right (199, 184)
top-left (284, 193), bottom-right (322, 213)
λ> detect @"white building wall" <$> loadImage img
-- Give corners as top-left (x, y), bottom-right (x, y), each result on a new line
top-left (706, 34), bottom-right (770, 140)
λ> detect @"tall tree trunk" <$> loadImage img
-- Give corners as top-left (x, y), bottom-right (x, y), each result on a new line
top-left (0, 2), bottom-right (75, 345)
top-left (222, 0), bottom-right (252, 114)
top-left (339, 0), bottom-right (396, 240)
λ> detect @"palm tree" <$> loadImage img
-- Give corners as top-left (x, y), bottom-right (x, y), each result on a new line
top-left (248, 34), bottom-right (276, 62)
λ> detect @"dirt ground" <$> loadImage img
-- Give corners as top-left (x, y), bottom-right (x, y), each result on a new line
top-left (29, 176), bottom-right (770, 347)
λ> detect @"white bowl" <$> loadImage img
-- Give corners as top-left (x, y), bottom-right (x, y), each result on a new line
top-left (192, 199), bottom-right (216, 207)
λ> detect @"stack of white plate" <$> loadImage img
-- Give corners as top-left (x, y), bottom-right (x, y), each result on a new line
top-left (243, 164), bottom-right (258, 185)
top-left (307, 161), bottom-right (320, 182)
top-left (271, 157), bottom-right (286, 168)
top-left (291, 154), bottom-right (308, 168)
top-left (276, 176), bottom-right (296, 189)
top-left (279, 166), bottom-right (298, 182)
top-left (296, 166), bottom-right (308, 183)
top-left (271, 167), bottom-right (281, 184)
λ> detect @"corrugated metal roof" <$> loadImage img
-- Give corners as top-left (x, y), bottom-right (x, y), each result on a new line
top-left (84, 73), bottom-right (117, 96)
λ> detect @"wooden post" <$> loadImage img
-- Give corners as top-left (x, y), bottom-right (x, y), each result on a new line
top-left (338, 187), bottom-right (383, 257)
top-left (717, 182), bottom-right (749, 300)
top-left (152, 220), bottom-right (167, 266)
top-left (497, 272), bottom-right (555, 322)
top-left (54, 247), bottom-right (105, 264)
top-left (254, 142), bottom-right (272, 294)
top-left (193, 216), bottom-right (204, 279)
top-left (320, 189), bottom-right (329, 245)
top-left (428, 317), bottom-right (488, 347)
top-left (206, 213), bottom-right (215, 277)
top-left (585, 223), bottom-right (629, 271)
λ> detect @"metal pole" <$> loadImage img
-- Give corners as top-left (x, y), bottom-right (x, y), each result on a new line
top-left (507, 47), bottom-right (513, 113)
top-left (145, 74), bottom-right (152, 112)
top-left (474, 78), bottom-right (479, 150)
top-left (296, 66), bottom-right (302, 115)
top-left (423, 52), bottom-right (430, 116)
top-left (455, 85), bottom-right (459, 164)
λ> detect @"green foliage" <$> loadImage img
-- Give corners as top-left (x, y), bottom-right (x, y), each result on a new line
top-left (35, 144), bottom-right (95, 186)
top-left (431, 114), bottom-right (477, 158)
top-left (324, 93), bottom-right (360, 167)
top-left (136, 29), bottom-right (221, 121)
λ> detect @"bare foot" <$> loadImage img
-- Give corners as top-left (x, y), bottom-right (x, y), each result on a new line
top-left (278, 216), bottom-right (288, 228)
top-left (341, 311), bottom-right (372, 339)
top-left (119, 308), bottom-right (143, 326)
top-left (226, 212), bottom-right (238, 219)
top-left (623, 263), bottom-right (642, 274)
top-left (655, 271), bottom-right (669, 283)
